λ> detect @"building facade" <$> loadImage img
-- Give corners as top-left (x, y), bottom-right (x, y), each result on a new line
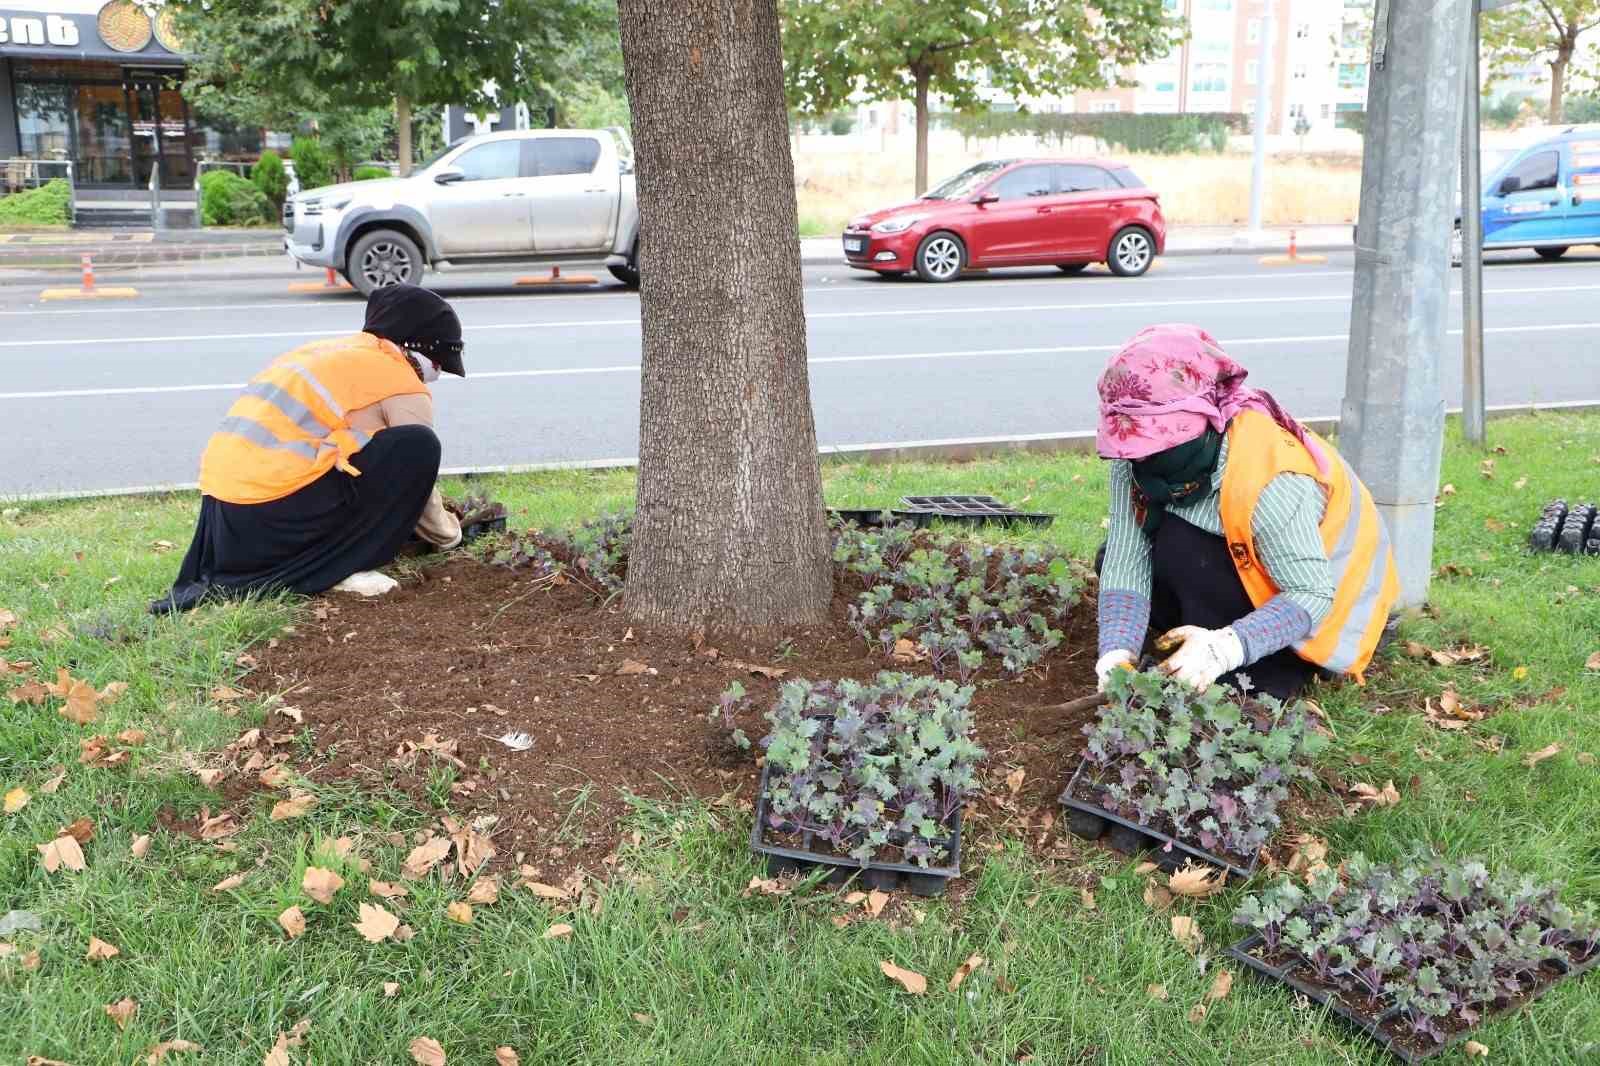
top-left (0, 0), bottom-right (220, 191)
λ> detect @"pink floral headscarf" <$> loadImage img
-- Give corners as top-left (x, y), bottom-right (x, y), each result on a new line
top-left (1096, 324), bottom-right (1327, 471)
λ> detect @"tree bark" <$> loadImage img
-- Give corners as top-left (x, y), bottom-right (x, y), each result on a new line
top-left (914, 67), bottom-right (931, 196)
top-left (1550, 40), bottom-right (1572, 126)
top-left (616, 0), bottom-right (833, 633)
top-left (396, 95), bottom-right (413, 177)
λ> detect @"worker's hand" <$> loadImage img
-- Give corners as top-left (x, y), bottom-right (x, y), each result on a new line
top-left (1094, 649), bottom-right (1137, 692)
top-left (1157, 626), bottom-right (1245, 693)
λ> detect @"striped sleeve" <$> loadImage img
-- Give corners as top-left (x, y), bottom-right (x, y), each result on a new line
top-left (1098, 460), bottom-right (1153, 657)
top-left (1231, 471), bottom-right (1334, 662)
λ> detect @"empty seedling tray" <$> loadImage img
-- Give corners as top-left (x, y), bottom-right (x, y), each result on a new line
top-left (1226, 933), bottom-right (1600, 1064)
top-left (1058, 758), bottom-right (1257, 882)
top-left (749, 760), bottom-right (962, 897)
top-left (827, 508), bottom-right (899, 528)
top-left (1528, 498), bottom-right (1600, 555)
top-left (894, 495), bottom-right (1054, 529)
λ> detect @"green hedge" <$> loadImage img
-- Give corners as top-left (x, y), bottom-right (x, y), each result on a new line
top-left (290, 136), bottom-right (334, 192)
top-left (0, 179), bottom-right (72, 227)
top-left (199, 170), bottom-right (271, 226)
top-left (937, 111), bottom-right (1246, 155)
top-left (352, 165), bottom-right (391, 181)
top-left (251, 150), bottom-right (288, 211)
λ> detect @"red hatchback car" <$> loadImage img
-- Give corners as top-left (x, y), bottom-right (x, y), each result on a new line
top-left (842, 158), bottom-right (1166, 281)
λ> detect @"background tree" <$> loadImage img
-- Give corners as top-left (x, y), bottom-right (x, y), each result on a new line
top-left (616, 0), bottom-right (833, 631)
top-left (1483, 1), bottom-right (1600, 126)
top-left (780, 0), bottom-right (1181, 194)
top-left (172, 0), bottom-right (604, 175)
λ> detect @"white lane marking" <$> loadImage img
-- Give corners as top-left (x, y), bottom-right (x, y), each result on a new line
top-left (0, 320), bottom-right (1586, 401)
top-left (4, 281), bottom-right (1582, 349)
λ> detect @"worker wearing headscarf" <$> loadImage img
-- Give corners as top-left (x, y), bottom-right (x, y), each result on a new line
top-left (152, 285), bottom-right (466, 613)
top-left (1094, 324), bottom-right (1398, 699)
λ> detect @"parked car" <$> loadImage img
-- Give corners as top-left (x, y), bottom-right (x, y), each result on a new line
top-left (1450, 127), bottom-right (1600, 263)
top-left (841, 158), bottom-right (1165, 281)
top-left (283, 127), bottom-right (639, 295)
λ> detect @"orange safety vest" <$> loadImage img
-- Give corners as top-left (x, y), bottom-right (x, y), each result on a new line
top-left (1218, 409), bottom-right (1399, 682)
top-left (198, 333), bottom-right (427, 505)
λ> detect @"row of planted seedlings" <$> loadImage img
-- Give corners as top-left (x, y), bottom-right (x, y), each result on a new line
top-left (500, 515), bottom-right (1600, 1058)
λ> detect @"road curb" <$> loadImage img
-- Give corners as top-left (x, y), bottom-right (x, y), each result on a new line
top-left (7, 399), bottom-right (1597, 505)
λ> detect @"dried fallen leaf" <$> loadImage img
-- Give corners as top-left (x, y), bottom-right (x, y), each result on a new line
top-left (1523, 743), bottom-right (1562, 769)
top-left (1464, 1040), bottom-right (1489, 1058)
top-left (631, 1013), bottom-right (653, 1025)
top-left (1170, 916), bottom-right (1205, 954)
top-left (115, 728), bottom-right (145, 746)
top-left (891, 637), bottom-right (927, 663)
top-left (58, 678), bottom-right (102, 726)
top-left (85, 936), bottom-right (120, 961)
top-left (543, 923), bottom-right (574, 940)
top-left (60, 817), bottom-right (93, 844)
top-left (523, 881), bottom-right (570, 901)
top-left (865, 889), bottom-right (890, 919)
top-left (353, 903), bottom-right (400, 943)
top-left (130, 834), bottom-right (151, 860)
top-left (210, 686), bottom-right (245, 703)
top-left (615, 659), bottom-right (651, 676)
top-left (210, 873), bottom-right (245, 893)
top-left (1147, 983), bottom-right (1169, 1001)
top-left (1587, 651), bottom-right (1600, 672)
top-left (39, 768), bottom-right (64, 794)
top-left (402, 836), bottom-right (451, 879)
top-left (369, 880), bottom-right (409, 900)
top-left (742, 876), bottom-right (791, 898)
top-left (446, 901), bottom-right (473, 925)
top-left (493, 1050), bottom-right (518, 1066)
top-left (1133, 861), bottom-right (1159, 876)
top-left (1004, 767), bottom-right (1025, 795)
top-left (270, 796), bottom-right (315, 821)
top-left (384, 982), bottom-right (400, 998)
top-left (4, 787), bottom-right (28, 814)
top-left (258, 766), bottom-right (291, 789)
top-left (1143, 880), bottom-right (1173, 911)
top-left (466, 877), bottom-right (500, 905)
top-left (277, 906), bottom-right (306, 939)
top-left (1187, 1003), bottom-right (1208, 1024)
top-left (144, 1040), bottom-right (201, 1063)
top-left (194, 768), bottom-right (226, 788)
top-left (1168, 863), bottom-right (1227, 899)
top-left (947, 954), bottom-right (986, 992)
top-left (1207, 969), bottom-right (1234, 1003)
top-left (104, 997), bottom-right (138, 1029)
top-left (408, 1037), bottom-right (446, 1066)
top-left (1580, 752), bottom-right (1597, 766)
top-left (38, 835), bottom-right (86, 874)
top-left (9, 681), bottom-right (49, 705)
top-left (879, 959), bottom-right (928, 994)
top-left (1351, 780), bottom-right (1402, 807)
top-left (1080, 886), bottom-right (1096, 910)
top-left (301, 866), bottom-right (345, 905)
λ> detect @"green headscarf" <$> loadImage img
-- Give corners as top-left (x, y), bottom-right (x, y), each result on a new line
top-left (1130, 429), bottom-right (1223, 535)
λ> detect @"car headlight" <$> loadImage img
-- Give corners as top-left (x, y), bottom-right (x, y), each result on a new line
top-left (871, 214), bottom-right (929, 234)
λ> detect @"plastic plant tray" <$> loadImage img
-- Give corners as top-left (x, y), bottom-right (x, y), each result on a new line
top-left (1058, 758), bottom-right (1257, 881)
top-left (749, 759), bottom-right (963, 897)
top-left (894, 495), bottom-right (1055, 529)
top-left (410, 514), bottom-right (508, 556)
top-left (827, 508), bottom-right (898, 528)
top-left (1226, 933), bottom-right (1600, 1064)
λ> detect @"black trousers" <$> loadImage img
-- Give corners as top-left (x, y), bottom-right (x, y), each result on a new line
top-left (152, 425), bottom-right (441, 614)
top-left (1098, 515), bottom-right (1319, 700)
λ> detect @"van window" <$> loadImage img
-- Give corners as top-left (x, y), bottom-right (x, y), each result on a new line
top-left (1503, 150), bottom-right (1559, 193)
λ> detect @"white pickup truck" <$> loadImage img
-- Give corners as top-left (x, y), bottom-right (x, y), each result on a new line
top-left (283, 127), bottom-right (640, 295)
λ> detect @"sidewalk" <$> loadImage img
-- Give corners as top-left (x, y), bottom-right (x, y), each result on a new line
top-left (0, 223), bottom-right (1353, 287)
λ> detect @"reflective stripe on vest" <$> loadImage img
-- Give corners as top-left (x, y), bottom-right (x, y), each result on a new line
top-left (198, 334), bottom-right (426, 505)
top-left (1218, 410), bottom-right (1399, 682)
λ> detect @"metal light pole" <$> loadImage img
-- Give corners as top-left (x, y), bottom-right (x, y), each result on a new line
top-left (1247, 8), bottom-right (1275, 237)
top-left (1341, 0), bottom-right (1473, 608)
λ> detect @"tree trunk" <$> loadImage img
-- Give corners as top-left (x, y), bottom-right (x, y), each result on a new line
top-left (616, 0), bottom-right (832, 633)
top-left (396, 95), bottom-right (413, 177)
top-left (914, 68), bottom-right (931, 196)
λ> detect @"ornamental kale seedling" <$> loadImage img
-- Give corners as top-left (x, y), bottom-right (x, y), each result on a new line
top-left (1076, 669), bottom-right (1327, 861)
top-left (732, 672), bottom-right (985, 868)
top-left (1233, 853), bottom-right (1600, 1050)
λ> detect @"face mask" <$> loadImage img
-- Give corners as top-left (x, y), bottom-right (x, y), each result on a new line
top-left (409, 351), bottom-right (441, 383)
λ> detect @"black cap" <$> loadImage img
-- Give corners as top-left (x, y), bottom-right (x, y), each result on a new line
top-left (362, 284), bottom-right (465, 377)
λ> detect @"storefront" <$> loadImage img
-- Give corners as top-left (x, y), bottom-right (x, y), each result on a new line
top-left (0, 1), bottom-right (211, 190)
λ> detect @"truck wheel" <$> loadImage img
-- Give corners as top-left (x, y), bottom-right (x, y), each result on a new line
top-left (1537, 246), bottom-right (1570, 260)
top-left (609, 241), bottom-right (640, 289)
top-left (349, 229), bottom-right (421, 296)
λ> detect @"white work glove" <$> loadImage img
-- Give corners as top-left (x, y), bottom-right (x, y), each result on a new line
top-left (332, 570), bottom-right (400, 597)
top-left (1095, 649), bottom-right (1137, 692)
top-left (440, 527), bottom-right (464, 551)
top-left (1158, 625), bottom-right (1245, 692)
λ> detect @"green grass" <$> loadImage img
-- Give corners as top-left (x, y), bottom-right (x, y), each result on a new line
top-left (4, 415), bottom-right (1600, 1064)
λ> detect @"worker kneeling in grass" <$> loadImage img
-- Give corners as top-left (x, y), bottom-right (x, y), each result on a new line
top-left (151, 284), bottom-right (465, 614)
top-left (1092, 324), bottom-right (1398, 700)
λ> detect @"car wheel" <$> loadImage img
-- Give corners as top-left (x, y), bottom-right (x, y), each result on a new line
top-left (609, 241), bottom-right (641, 288)
top-left (349, 229), bottom-right (421, 296)
top-left (1057, 262), bottom-right (1090, 275)
top-left (914, 232), bottom-right (966, 282)
top-left (1107, 227), bottom-right (1155, 277)
top-left (1537, 246), bottom-right (1570, 260)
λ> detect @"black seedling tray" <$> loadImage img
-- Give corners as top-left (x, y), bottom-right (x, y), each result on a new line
top-left (1227, 933), bottom-right (1600, 1064)
top-left (749, 759), bottom-right (963, 897)
top-left (894, 495), bottom-right (1055, 529)
top-left (828, 508), bottom-right (898, 528)
top-left (408, 514), bottom-right (507, 556)
top-left (1059, 758), bottom-right (1257, 881)
top-left (1529, 498), bottom-right (1600, 555)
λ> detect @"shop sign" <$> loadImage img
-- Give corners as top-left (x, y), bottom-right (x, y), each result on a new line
top-left (0, 13), bottom-right (81, 47)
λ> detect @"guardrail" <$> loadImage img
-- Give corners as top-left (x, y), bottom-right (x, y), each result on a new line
top-left (0, 158), bottom-right (76, 223)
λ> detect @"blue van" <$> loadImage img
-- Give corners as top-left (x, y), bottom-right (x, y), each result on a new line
top-left (1457, 126), bottom-right (1600, 261)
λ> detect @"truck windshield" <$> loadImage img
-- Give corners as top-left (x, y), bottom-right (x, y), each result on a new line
top-left (923, 160), bottom-right (1013, 200)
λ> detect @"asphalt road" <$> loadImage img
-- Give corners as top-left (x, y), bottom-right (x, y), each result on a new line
top-left (3, 247), bottom-right (1599, 497)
